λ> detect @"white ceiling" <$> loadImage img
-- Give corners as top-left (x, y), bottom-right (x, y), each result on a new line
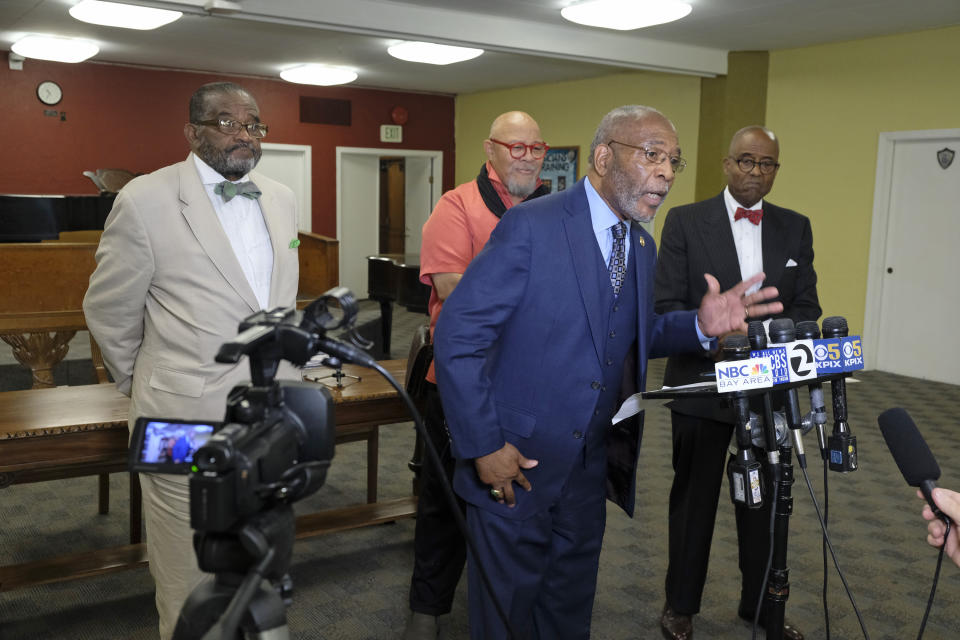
top-left (3, 0), bottom-right (959, 95)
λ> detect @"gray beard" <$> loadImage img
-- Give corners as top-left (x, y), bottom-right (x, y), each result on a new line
top-left (505, 173), bottom-right (538, 200)
top-left (608, 162), bottom-right (656, 224)
top-left (197, 139), bottom-right (261, 179)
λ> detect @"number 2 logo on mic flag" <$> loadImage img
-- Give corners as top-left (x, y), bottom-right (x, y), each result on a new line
top-left (787, 340), bottom-right (818, 381)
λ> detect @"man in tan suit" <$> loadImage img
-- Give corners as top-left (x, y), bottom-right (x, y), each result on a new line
top-left (83, 81), bottom-right (300, 639)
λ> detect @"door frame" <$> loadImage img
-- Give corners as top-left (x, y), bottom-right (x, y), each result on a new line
top-left (260, 142), bottom-right (312, 231)
top-left (864, 128), bottom-right (960, 368)
top-left (335, 146), bottom-right (443, 293)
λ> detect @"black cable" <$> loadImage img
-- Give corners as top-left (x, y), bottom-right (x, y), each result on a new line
top-left (799, 463), bottom-right (871, 639)
top-left (916, 519), bottom-right (950, 640)
top-left (372, 362), bottom-right (522, 640)
top-left (822, 459), bottom-right (831, 639)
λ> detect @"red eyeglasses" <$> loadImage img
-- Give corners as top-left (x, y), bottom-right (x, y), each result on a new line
top-left (489, 138), bottom-right (550, 159)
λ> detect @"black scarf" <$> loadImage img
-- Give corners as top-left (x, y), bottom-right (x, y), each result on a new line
top-left (476, 163), bottom-right (551, 218)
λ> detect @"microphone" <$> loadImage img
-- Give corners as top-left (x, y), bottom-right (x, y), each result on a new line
top-left (315, 336), bottom-right (378, 369)
top-left (723, 334), bottom-right (764, 509)
top-left (822, 316), bottom-right (858, 472)
top-left (878, 408), bottom-right (950, 525)
top-left (796, 320), bottom-right (828, 459)
top-left (769, 318), bottom-right (808, 468)
top-left (748, 321), bottom-right (781, 465)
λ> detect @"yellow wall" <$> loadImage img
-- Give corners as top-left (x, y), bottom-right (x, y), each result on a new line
top-left (766, 25), bottom-right (960, 333)
top-left (454, 70), bottom-right (702, 234)
top-left (454, 25), bottom-right (960, 338)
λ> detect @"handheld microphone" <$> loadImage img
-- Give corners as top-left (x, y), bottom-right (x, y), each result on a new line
top-left (747, 321), bottom-right (780, 465)
top-left (878, 408), bottom-right (950, 526)
top-left (822, 316), bottom-right (857, 472)
top-left (796, 320), bottom-right (828, 459)
top-left (769, 319), bottom-right (808, 468)
top-left (724, 334), bottom-right (764, 509)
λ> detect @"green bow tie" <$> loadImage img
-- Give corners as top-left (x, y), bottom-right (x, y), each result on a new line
top-left (214, 180), bottom-right (261, 202)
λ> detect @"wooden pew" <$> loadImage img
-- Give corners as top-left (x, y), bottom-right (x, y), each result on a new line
top-left (0, 230), bottom-right (339, 387)
top-left (0, 242), bottom-right (101, 388)
top-left (297, 230), bottom-right (339, 299)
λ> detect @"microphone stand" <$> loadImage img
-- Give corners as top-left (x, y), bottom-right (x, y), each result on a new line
top-left (748, 321), bottom-right (792, 640)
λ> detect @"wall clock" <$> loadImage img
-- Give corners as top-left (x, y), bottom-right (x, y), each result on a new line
top-left (37, 81), bottom-right (63, 106)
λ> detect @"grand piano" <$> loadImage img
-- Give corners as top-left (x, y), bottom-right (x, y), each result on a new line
top-left (367, 254), bottom-right (431, 358)
top-left (0, 194), bottom-right (116, 242)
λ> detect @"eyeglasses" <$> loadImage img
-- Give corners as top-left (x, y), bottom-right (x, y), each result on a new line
top-left (607, 140), bottom-right (686, 173)
top-left (731, 156), bottom-right (780, 175)
top-left (194, 118), bottom-right (269, 138)
top-left (489, 138), bottom-right (549, 159)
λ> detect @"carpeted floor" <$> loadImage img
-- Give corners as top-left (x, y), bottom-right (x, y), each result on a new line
top-left (1, 304), bottom-right (959, 639)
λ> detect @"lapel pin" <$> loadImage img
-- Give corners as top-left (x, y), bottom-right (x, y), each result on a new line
top-left (638, 237), bottom-right (645, 247)
top-left (289, 238), bottom-right (301, 249)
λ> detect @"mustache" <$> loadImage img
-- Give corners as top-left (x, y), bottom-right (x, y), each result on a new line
top-left (227, 142), bottom-right (256, 153)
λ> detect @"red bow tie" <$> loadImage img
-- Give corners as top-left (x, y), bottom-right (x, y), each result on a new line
top-left (734, 207), bottom-right (763, 225)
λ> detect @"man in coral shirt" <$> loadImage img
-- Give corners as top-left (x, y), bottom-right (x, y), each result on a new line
top-left (402, 111), bottom-right (549, 640)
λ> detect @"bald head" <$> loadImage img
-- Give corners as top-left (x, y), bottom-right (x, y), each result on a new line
top-left (484, 111), bottom-right (546, 205)
top-left (728, 125), bottom-right (778, 156)
top-left (723, 125), bottom-right (781, 207)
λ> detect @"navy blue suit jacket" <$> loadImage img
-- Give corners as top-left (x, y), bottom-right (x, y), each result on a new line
top-left (434, 178), bottom-right (701, 520)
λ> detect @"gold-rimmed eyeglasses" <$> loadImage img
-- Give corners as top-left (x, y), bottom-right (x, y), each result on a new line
top-left (607, 140), bottom-right (686, 173)
top-left (194, 118), bottom-right (269, 139)
top-left (731, 156), bottom-right (780, 175)
top-left (489, 138), bottom-right (550, 159)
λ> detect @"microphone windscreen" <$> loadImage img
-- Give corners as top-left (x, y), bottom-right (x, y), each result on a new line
top-left (796, 320), bottom-right (820, 340)
top-left (878, 407), bottom-right (941, 487)
top-left (747, 321), bottom-right (767, 349)
top-left (722, 333), bottom-right (750, 359)
top-left (769, 318), bottom-right (795, 343)
top-left (822, 316), bottom-right (848, 338)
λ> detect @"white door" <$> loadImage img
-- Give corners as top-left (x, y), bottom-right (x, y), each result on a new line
top-left (404, 156), bottom-right (436, 255)
top-left (338, 153), bottom-right (380, 297)
top-left (257, 143), bottom-right (312, 232)
top-left (337, 147), bottom-right (443, 299)
top-left (865, 130), bottom-right (960, 384)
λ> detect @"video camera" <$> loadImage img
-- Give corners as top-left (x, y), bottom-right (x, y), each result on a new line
top-left (127, 287), bottom-right (375, 639)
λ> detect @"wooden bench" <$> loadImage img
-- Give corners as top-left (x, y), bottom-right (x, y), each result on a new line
top-left (0, 359), bottom-right (414, 592)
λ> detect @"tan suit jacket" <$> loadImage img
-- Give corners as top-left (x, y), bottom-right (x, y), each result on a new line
top-left (84, 153), bottom-right (301, 426)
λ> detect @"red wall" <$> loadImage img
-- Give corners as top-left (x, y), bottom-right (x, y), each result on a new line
top-left (0, 59), bottom-right (456, 237)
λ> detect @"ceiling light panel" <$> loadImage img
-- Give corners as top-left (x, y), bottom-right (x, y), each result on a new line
top-left (11, 35), bottom-right (100, 63)
top-left (280, 64), bottom-right (359, 86)
top-left (561, 0), bottom-right (692, 31)
top-left (69, 0), bottom-right (183, 30)
top-left (387, 41), bottom-right (484, 65)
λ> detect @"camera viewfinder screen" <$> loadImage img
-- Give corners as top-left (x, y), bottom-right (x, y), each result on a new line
top-left (137, 421), bottom-right (216, 466)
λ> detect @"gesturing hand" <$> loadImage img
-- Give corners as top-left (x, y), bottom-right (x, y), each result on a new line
top-left (475, 442), bottom-right (538, 508)
top-left (697, 272), bottom-right (783, 337)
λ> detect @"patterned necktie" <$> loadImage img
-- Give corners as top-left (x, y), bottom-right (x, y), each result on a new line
top-left (608, 221), bottom-right (627, 295)
top-left (215, 180), bottom-right (261, 202)
top-left (734, 206), bottom-right (763, 225)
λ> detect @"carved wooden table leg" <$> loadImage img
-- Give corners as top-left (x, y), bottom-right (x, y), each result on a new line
top-left (1, 331), bottom-right (77, 389)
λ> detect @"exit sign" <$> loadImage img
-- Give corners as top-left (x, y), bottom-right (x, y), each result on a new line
top-left (380, 124), bottom-right (403, 143)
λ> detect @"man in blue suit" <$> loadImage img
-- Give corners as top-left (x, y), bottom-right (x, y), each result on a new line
top-left (434, 105), bottom-right (784, 639)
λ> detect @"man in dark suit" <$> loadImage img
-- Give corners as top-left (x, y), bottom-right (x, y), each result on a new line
top-left (434, 107), bottom-right (784, 640)
top-left (655, 125), bottom-right (820, 640)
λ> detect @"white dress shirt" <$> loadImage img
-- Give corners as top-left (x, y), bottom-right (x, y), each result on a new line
top-left (584, 177), bottom-right (710, 347)
top-left (193, 154), bottom-right (274, 310)
top-left (723, 186), bottom-right (763, 295)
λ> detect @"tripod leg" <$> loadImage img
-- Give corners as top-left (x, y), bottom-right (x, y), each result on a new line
top-left (172, 579), bottom-right (239, 640)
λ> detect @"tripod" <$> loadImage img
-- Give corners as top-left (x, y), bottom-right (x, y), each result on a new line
top-left (172, 505), bottom-right (297, 640)
top-left (305, 356), bottom-right (361, 390)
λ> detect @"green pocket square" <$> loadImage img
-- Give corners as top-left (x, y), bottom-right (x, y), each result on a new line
top-left (289, 238), bottom-right (301, 249)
